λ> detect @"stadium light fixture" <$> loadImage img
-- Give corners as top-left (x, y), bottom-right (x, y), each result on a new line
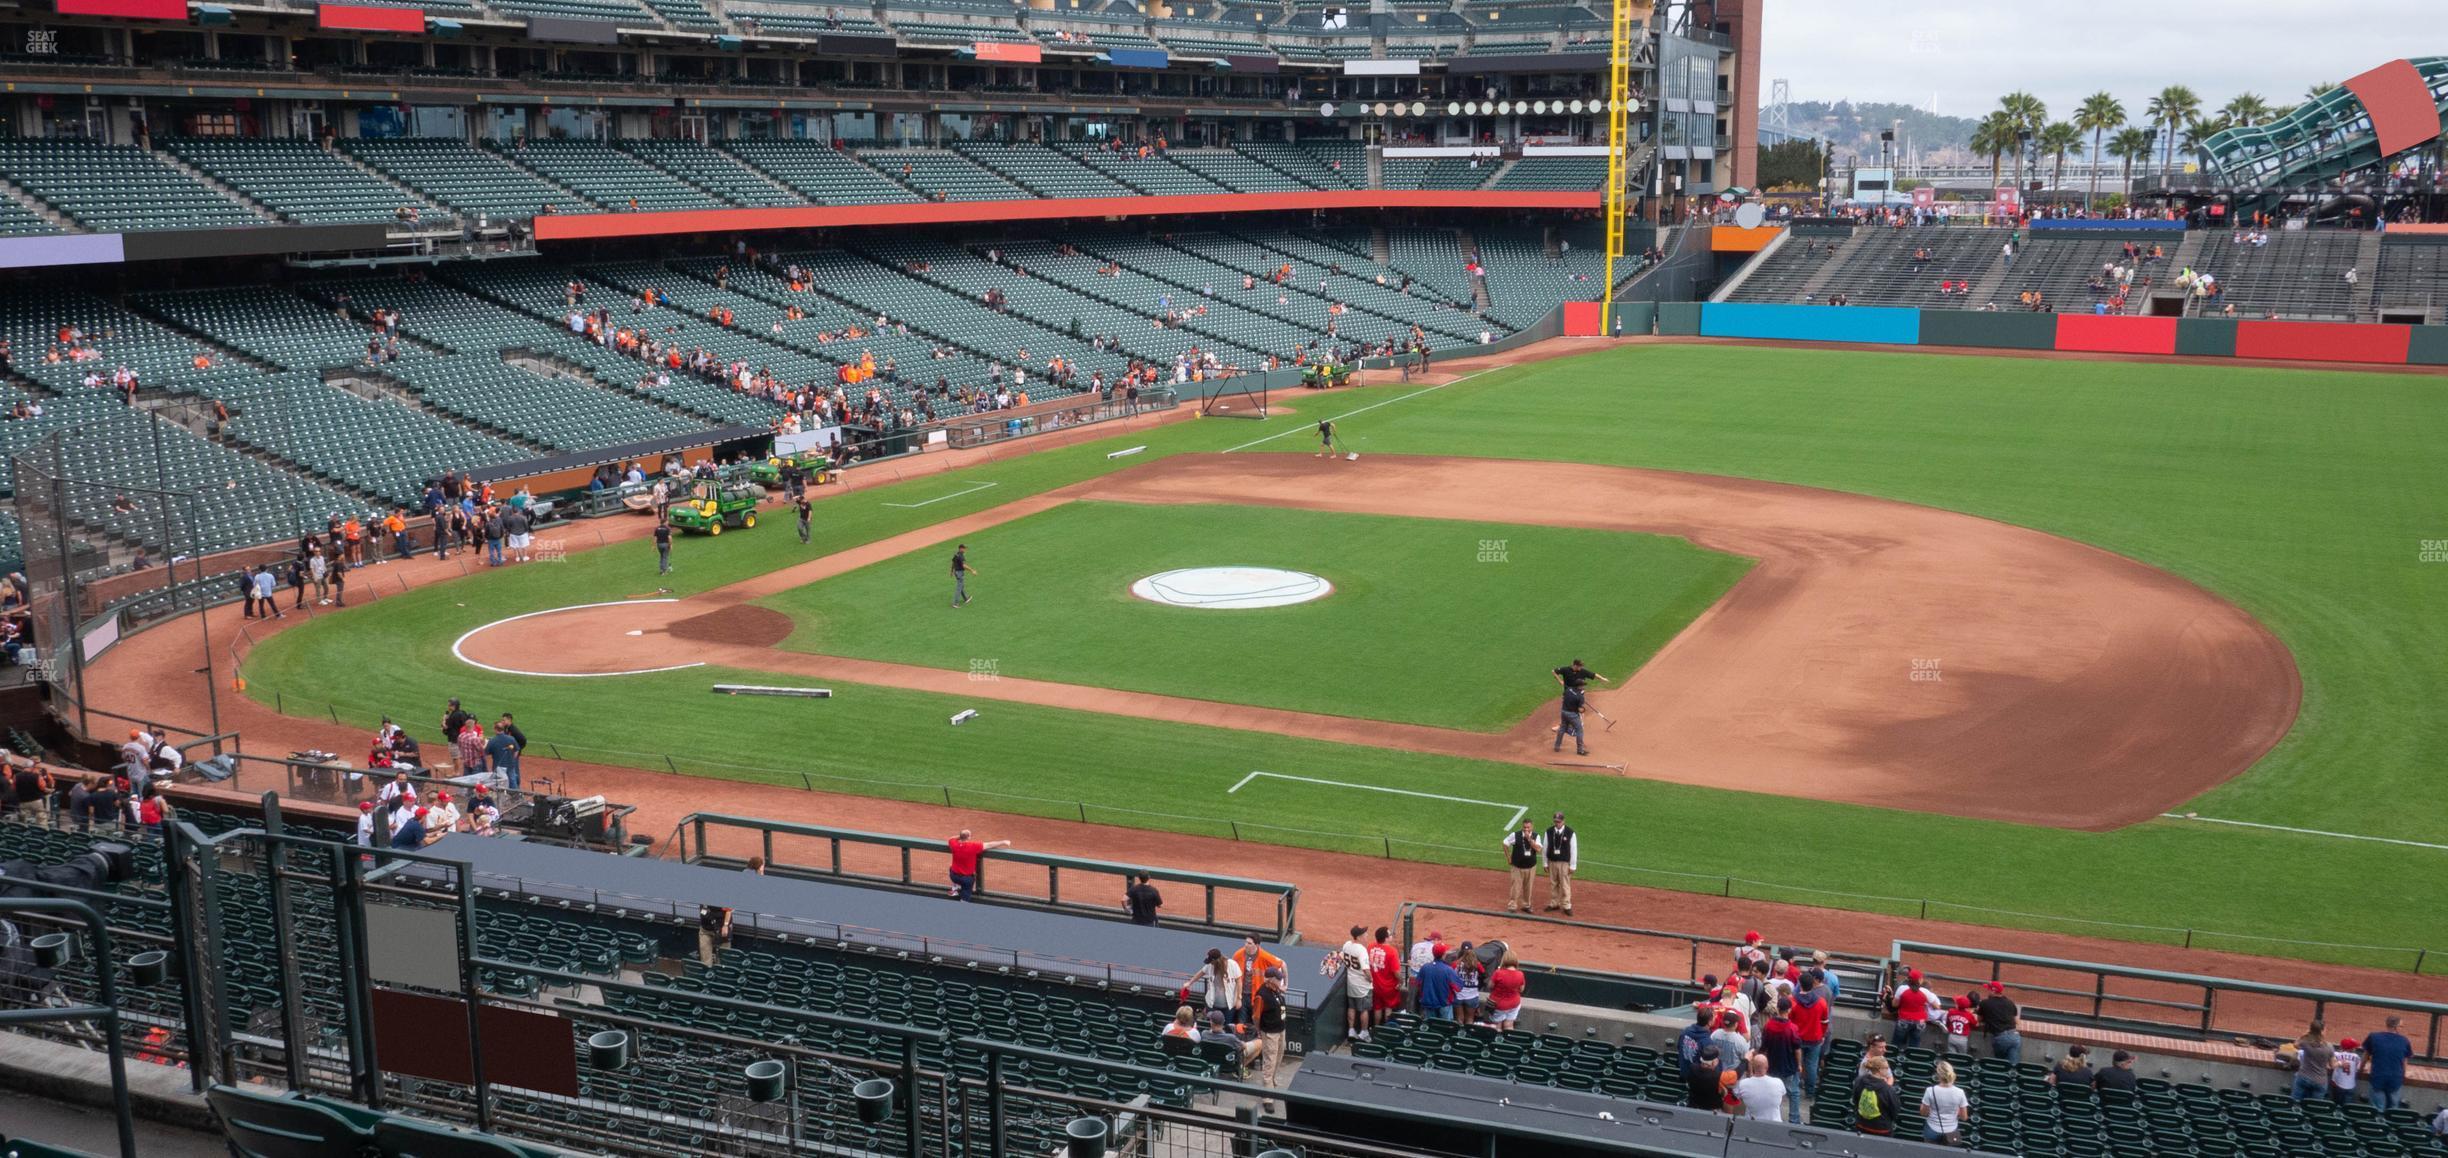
top-left (1445, 102), bottom-right (1460, 116)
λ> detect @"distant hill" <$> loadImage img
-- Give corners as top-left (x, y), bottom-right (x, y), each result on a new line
top-left (1779, 100), bottom-right (1983, 165)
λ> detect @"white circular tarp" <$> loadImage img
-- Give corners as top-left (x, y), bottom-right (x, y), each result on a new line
top-left (1130, 567), bottom-right (1332, 610)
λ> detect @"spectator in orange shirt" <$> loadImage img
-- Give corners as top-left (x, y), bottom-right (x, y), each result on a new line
top-left (1230, 935), bottom-right (1281, 1022)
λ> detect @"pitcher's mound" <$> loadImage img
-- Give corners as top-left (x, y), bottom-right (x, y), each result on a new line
top-left (667, 604), bottom-right (794, 647)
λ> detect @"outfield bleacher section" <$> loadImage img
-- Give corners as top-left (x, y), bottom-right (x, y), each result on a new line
top-left (2186, 229), bottom-right (2367, 320)
top-left (2374, 240), bottom-right (2448, 323)
top-left (1722, 229), bottom-right (1847, 304)
top-left (1985, 235), bottom-right (2153, 314)
top-left (1802, 224), bottom-right (2002, 308)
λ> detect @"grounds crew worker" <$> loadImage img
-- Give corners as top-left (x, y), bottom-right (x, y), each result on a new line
top-left (1501, 820), bottom-right (1543, 912)
top-left (1542, 811), bottom-right (1579, 914)
top-left (1317, 419), bottom-right (1336, 457)
top-left (1553, 682), bottom-right (1590, 756)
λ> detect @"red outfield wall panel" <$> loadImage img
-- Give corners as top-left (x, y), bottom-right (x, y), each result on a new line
top-left (2346, 59), bottom-right (2445, 158)
top-left (2054, 314), bottom-right (2178, 356)
top-left (319, 2), bottom-right (426, 31)
top-left (532, 189), bottom-right (1603, 241)
top-left (2233, 319), bottom-right (2412, 365)
top-left (1561, 301), bottom-right (1604, 336)
top-left (57, 0), bottom-right (186, 18)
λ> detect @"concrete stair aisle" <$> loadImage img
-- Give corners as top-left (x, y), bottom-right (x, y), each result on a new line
top-left (1371, 225), bottom-right (1390, 264)
top-left (331, 146), bottom-right (455, 225)
top-left (481, 144), bottom-right (608, 211)
top-left (1454, 228), bottom-right (1492, 312)
top-left (1962, 239), bottom-right (2014, 305)
top-left (151, 148), bottom-right (284, 225)
top-left (2350, 231), bottom-right (2382, 319)
top-left (0, 175), bottom-right (75, 232)
top-left (2164, 229), bottom-right (2208, 316)
top-left (1793, 226), bottom-right (1870, 301)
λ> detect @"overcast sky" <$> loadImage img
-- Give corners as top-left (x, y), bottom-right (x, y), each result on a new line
top-left (1758, 0), bottom-right (2419, 123)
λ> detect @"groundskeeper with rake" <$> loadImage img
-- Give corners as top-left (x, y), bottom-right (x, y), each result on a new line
top-left (1317, 419), bottom-right (1358, 461)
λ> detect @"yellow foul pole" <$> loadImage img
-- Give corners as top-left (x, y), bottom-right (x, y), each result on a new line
top-left (1598, 0), bottom-right (1636, 333)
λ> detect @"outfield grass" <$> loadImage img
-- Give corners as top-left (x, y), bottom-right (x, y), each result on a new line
top-left (235, 347), bottom-right (2448, 970)
top-left (761, 500), bottom-right (1749, 730)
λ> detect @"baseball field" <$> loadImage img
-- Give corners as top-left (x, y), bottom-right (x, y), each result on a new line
top-left (228, 341), bottom-right (2448, 971)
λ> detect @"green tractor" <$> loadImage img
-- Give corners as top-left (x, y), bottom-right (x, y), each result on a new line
top-left (665, 478), bottom-right (761, 535)
top-left (745, 449), bottom-right (834, 489)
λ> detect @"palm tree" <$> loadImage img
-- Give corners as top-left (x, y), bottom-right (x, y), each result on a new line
top-left (2039, 122), bottom-right (2082, 207)
top-left (2304, 81), bottom-right (2341, 102)
top-left (1998, 91), bottom-right (2048, 191)
top-left (2075, 92), bottom-right (2125, 210)
top-left (1972, 111), bottom-right (2019, 192)
top-left (2146, 84), bottom-right (2201, 185)
top-left (2183, 114), bottom-right (2232, 153)
top-left (2110, 126), bottom-right (2155, 202)
top-left (2220, 93), bottom-right (2271, 127)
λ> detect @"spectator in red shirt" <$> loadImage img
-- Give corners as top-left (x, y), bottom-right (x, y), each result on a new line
top-left (1791, 970), bottom-right (1831, 1099)
top-left (944, 828), bottom-right (1011, 901)
top-left (1890, 968), bottom-right (1933, 1048)
top-left (1366, 926), bottom-right (1403, 1027)
top-left (1484, 950), bottom-right (1527, 1032)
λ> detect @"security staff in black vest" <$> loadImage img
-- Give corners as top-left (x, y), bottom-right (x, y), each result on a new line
top-left (1501, 819), bottom-right (1543, 913)
top-left (1542, 811), bottom-right (1578, 915)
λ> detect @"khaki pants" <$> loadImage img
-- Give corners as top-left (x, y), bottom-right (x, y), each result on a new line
top-left (1546, 865), bottom-right (1574, 912)
top-left (697, 928), bottom-right (720, 966)
top-left (1261, 1031), bottom-right (1286, 1087)
top-left (1507, 866), bottom-right (1536, 911)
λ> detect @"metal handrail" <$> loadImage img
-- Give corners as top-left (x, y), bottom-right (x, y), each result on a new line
top-left (1895, 939), bottom-right (2448, 1061)
top-left (681, 812), bottom-right (1298, 941)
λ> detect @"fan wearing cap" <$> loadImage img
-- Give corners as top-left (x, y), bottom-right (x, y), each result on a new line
top-left (1943, 994), bottom-right (1977, 1055)
top-left (1734, 930), bottom-right (1770, 975)
top-left (1976, 980), bottom-right (2022, 1064)
top-left (391, 805), bottom-right (430, 850)
top-left (1541, 811), bottom-right (1579, 915)
top-left (1889, 968), bottom-right (1934, 1048)
top-left (353, 800), bottom-right (377, 848)
top-left (427, 790), bottom-right (461, 836)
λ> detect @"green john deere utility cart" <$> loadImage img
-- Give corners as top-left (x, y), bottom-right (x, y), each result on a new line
top-left (745, 449), bottom-right (834, 489)
top-left (666, 478), bottom-right (760, 535)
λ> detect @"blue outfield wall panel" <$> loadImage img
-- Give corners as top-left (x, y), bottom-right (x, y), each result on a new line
top-left (1700, 302), bottom-right (1921, 345)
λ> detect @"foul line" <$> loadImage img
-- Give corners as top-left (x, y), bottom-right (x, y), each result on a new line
top-left (2159, 813), bottom-right (2448, 852)
top-left (1220, 370), bottom-right (1491, 454)
top-left (883, 481), bottom-right (1000, 509)
top-left (452, 599), bottom-right (707, 678)
top-left (1229, 770), bottom-right (1527, 833)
